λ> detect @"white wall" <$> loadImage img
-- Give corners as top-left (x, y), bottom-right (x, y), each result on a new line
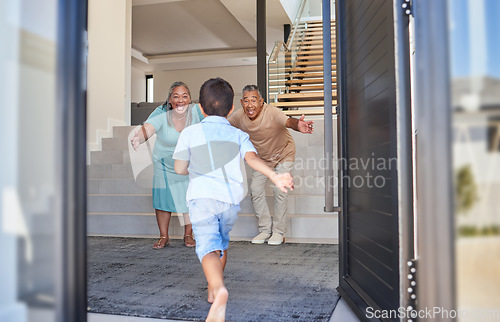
top-left (280, 0), bottom-right (335, 23)
top-left (87, 0), bottom-right (132, 149)
top-left (131, 66), bottom-right (146, 103)
top-left (280, 0), bottom-right (302, 22)
top-left (308, 0), bottom-right (323, 18)
top-left (153, 65), bottom-right (258, 111)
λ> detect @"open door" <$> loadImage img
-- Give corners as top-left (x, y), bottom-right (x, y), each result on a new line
top-left (335, 0), bottom-right (414, 320)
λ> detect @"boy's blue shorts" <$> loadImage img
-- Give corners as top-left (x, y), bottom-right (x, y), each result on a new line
top-left (187, 199), bottom-right (240, 262)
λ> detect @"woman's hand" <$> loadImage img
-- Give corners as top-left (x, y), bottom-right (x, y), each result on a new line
top-left (131, 131), bottom-right (141, 151)
top-left (130, 123), bottom-right (155, 151)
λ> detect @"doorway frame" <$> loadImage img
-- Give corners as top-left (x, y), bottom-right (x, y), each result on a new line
top-left (56, 0), bottom-right (88, 321)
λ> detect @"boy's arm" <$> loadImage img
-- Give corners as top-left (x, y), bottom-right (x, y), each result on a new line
top-left (244, 152), bottom-right (294, 193)
top-left (174, 159), bottom-right (189, 175)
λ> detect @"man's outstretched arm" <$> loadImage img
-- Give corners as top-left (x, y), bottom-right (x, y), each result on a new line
top-left (285, 114), bottom-right (314, 134)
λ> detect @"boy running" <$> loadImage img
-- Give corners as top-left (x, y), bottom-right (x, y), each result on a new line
top-left (173, 78), bottom-right (294, 321)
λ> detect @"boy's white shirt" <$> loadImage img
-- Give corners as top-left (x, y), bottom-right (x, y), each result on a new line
top-left (173, 116), bottom-right (256, 207)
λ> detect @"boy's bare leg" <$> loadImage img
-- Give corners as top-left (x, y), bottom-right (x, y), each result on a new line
top-left (208, 251), bottom-right (228, 303)
top-left (203, 251), bottom-right (228, 322)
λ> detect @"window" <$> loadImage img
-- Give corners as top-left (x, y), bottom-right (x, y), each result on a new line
top-left (146, 74), bottom-right (154, 102)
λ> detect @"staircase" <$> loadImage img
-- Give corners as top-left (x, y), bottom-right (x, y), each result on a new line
top-left (268, 20), bottom-right (337, 116)
top-left (87, 123), bottom-right (338, 243)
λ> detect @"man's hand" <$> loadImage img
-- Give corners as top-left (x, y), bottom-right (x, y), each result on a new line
top-left (297, 114), bottom-right (314, 134)
top-left (270, 172), bottom-right (294, 193)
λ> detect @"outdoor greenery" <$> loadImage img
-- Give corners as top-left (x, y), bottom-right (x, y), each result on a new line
top-left (453, 164), bottom-right (498, 237)
top-left (455, 164), bottom-right (479, 215)
top-left (458, 225), bottom-right (500, 237)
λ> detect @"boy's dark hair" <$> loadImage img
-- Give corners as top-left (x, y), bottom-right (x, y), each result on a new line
top-left (199, 77), bottom-right (234, 116)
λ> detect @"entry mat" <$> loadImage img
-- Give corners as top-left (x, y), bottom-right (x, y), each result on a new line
top-left (88, 236), bottom-right (340, 321)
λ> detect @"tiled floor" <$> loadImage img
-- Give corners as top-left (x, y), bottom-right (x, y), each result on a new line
top-left (329, 298), bottom-right (361, 321)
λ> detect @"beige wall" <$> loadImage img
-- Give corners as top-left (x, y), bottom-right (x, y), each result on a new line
top-left (153, 65), bottom-right (258, 111)
top-left (87, 0), bottom-right (131, 148)
top-left (131, 66), bottom-right (146, 103)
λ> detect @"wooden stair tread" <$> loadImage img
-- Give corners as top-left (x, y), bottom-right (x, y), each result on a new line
top-left (271, 100), bottom-right (337, 107)
top-left (300, 40), bottom-right (328, 45)
top-left (270, 19), bottom-right (338, 112)
top-left (297, 28), bottom-right (335, 34)
top-left (290, 71), bottom-right (337, 78)
top-left (296, 60), bottom-right (336, 66)
top-left (295, 44), bottom-right (335, 49)
top-left (301, 39), bottom-right (336, 44)
top-left (302, 36), bottom-right (331, 40)
top-left (302, 27), bottom-right (336, 31)
top-left (304, 19), bottom-right (336, 23)
top-left (282, 108), bottom-right (335, 116)
top-left (303, 31), bottom-right (336, 36)
top-left (277, 92), bottom-right (337, 99)
top-left (287, 66), bottom-right (333, 72)
top-left (298, 55), bottom-right (336, 61)
top-left (288, 84), bottom-right (337, 91)
top-left (298, 23), bottom-right (334, 26)
top-left (298, 49), bottom-right (336, 55)
top-left (299, 23), bottom-right (335, 26)
top-left (286, 78), bottom-right (336, 85)
top-left (291, 72), bottom-right (326, 78)
top-left (268, 74), bottom-right (289, 80)
top-left (294, 44), bottom-right (336, 52)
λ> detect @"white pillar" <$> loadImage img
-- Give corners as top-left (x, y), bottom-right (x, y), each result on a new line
top-left (87, 0), bottom-right (132, 155)
top-left (0, 0), bottom-right (27, 321)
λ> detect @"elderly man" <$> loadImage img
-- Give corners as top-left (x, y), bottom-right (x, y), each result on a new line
top-left (228, 85), bottom-right (314, 245)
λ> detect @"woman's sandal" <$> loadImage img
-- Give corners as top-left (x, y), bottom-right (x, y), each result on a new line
top-left (183, 235), bottom-right (196, 247)
top-left (152, 236), bottom-right (169, 249)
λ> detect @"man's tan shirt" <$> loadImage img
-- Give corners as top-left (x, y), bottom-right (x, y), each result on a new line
top-left (229, 103), bottom-right (295, 168)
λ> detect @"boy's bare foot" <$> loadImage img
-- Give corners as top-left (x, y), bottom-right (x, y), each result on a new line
top-left (206, 287), bottom-right (228, 322)
top-left (207, 285), bottom-right (215, 303)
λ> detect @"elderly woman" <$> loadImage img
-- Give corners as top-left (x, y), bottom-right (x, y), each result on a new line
top-left (131, 81), bottom-right (203, 249)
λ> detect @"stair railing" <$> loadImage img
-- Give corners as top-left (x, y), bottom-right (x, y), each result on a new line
top-left (267, 0), bottom-right (309, 103)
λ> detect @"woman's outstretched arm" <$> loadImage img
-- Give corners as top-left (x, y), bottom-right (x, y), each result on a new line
top-left (131, 123), bottom-right (156, 151)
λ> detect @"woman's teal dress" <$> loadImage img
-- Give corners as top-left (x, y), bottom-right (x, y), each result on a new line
top-left (145, 104), bottom-right (203, 213)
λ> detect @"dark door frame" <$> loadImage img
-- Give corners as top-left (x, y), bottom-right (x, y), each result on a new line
top-left (335, 0), bottom-right (414, 320)
top-left (56, 0), bottom-right (88, 321)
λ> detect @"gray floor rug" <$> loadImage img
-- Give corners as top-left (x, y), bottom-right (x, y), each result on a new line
top-left (88, 237), bottom-right (340, 321)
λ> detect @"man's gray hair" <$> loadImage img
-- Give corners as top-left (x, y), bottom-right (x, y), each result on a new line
top-left (242, 84), bottom-right (262, 99)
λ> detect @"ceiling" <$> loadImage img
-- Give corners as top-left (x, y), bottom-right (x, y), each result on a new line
top-left (131, 0), bottom-right (292, 72)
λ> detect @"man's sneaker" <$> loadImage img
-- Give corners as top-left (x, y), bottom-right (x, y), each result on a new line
top-left (268, 233), bottom-right (285, 245)
top-left (251, 232), bottom-right (271, 244)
